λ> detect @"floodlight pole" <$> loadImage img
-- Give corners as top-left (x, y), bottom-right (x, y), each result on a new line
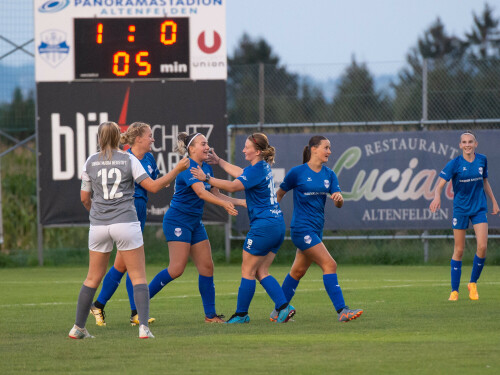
top-left (421, 58), bottom-right (429, 263)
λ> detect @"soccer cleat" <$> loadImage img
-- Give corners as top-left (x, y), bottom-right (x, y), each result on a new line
top-left (448, 291), bottom-right (459, 301)
top-left (139, 324), bottom-right (155, 339)
top-left (276, 304), bottom-right (296, 323)
top-left (130, 314), bottom-right (156, 326)
top-left (89, 303), bottom-right (106, 326)
top-left (337, 307), bottom-right (363, 322)
top-left (225, 313), bottom-right (250, 324)
top-left (69, 325), bottom-right (95, 339)
top-left (468, 283), bottom-right (479, 300)
top-left (205, 314), bottom-right (226, 323)
top-left (269, 309), bottom-right (278, 322)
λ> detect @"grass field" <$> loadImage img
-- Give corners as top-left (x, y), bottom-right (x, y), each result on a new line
top-left (1, 264), bottom-right (499, 374)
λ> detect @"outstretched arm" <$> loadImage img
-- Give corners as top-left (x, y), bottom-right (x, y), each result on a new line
top-left (211, 187), bottom-right (246, 208)
top-left (483, 178), bottom-right (500, 215)
top-left (429, 177), bottom-right (447, 212)
top-left (191, 165), bottom-right (245, 193)
top-left (206, 148), bottom-right (244, 178)
top-left (191, 182), bottom-right (238, 216)
top-left (140, 157), bottom-right (190, 193)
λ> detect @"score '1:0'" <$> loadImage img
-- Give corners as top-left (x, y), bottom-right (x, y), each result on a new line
top-left (96, 20), bottom-right (178, 45)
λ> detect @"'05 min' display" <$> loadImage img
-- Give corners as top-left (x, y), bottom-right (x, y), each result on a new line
top-left (74, 18), bottom-right (190, 79)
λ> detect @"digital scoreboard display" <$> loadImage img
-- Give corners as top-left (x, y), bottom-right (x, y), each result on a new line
top-left (74, 18), bottom-right (190, 79)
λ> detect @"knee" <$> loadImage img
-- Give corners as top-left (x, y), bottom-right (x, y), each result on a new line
top-left (199, 261), bottom-right (214, 277)
top-left (167, 267), bottom-right (184, 279)
top-left (290, 267), bottom-right (307, 280)
top-left (453, 246), bottom-right (464, 259)
top-left (255, 269), bottom-right (269, 282)
top-left (477, 243), bottom-right (487, 257)
top-left (321, 259), bottom-right (337, 274)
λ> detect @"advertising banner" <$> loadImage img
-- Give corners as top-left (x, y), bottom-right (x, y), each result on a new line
top-left (233, 130), bottom-right (500, 231)
top-left (37, 80), bottom-right (226, 225)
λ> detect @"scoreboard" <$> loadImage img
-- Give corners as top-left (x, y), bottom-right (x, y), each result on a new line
top-left (34, 0), bottom-right (227, 226)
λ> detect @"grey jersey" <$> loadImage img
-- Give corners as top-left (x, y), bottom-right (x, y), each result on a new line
top-left (82, 150), bottom-right (149, 225)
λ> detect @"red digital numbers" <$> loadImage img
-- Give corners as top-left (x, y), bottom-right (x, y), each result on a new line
top-left (95, 19), bottom-right (179, 78)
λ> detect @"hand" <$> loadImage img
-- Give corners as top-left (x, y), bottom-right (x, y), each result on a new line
top-left (190, 165), bottom-right (207, 181)
top-left (206, 148), bottom-right (221, 165)
top-left (429, 197), bottom-right (440, 213)
top-left (223, 201), bottom-right (238, 216)
top-left (176, 157), bottom-right (190, 172)
top-left (331, 192), bottom-right (344, 208)
top-left (238, 199), bottom-right (247, 209)
top-left (491, 202), bottom-right (500, 215)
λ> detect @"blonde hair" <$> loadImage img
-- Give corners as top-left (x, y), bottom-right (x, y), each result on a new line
top-left (175, 132), bottom-right (202, 156)
top-left (120, 121), bottom-right (151, 146)
top-left (98, 121), bottom-right (121, 160)
top-left (248, 132), bottom-right (276, 165)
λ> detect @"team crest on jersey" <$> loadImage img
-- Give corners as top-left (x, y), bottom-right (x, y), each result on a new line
top-left (304, 235), bottom-right (312, 244)
top-left (452, 218), bottom-right (457, 227)
top-left (148, 165), bottom-right (154, 174)
top-left (479, 167), bottom-right (483, 175)
top-left (174, 228), bottom-right (182, 237)
top-left (306, 177), bottom-right (312, 182)
top-left (324, 180), bottom-right (330, 189)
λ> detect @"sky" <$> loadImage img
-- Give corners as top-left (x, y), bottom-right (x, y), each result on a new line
top-left (0, 0), bottom-right (495, 80)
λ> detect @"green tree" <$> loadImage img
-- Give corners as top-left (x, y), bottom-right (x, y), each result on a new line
top-left (0, 87), bottom-right (35, 137)
top-left (330, 56), bottom-right (392, 122)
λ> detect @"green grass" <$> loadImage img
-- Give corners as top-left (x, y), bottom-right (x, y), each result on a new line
top-left (1, 264), bottom-right (499, 374)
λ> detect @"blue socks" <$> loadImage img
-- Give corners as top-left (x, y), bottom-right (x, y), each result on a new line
top-left (126, 273), bottom-right (135, 311)
top-left (470, 255), bottom-right (486, 283)
top-left (96, 266), bottom-right (125, 306)
top-left (323, 273), bottom-right (346, 311)
top-left (450, 259), bottom-right (462, 292)
top-left (199, 275), bottom-right (216, 318)
top-left (148, 269), bottom-right (174, 299)
top-left (236, 278), bottom-right (256, 314)
top-left (281, 273), bottom-right (300, 303)
top-left (260, 275), bottom-right (288, 310)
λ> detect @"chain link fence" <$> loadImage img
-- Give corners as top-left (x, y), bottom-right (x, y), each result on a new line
top-left (228, 59), bottom-right (500, 126)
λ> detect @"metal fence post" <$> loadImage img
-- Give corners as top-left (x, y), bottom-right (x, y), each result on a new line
top-left (224, 126), bottom-right (232, 263)
top-left (421, 58), bottom-right (429, 263)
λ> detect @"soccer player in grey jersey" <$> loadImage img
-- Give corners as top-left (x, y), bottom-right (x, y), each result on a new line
top-left (69, 121), bottom-right (189, 340)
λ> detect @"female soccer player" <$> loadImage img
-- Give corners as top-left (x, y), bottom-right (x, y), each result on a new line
top-left (69, 121), bottom-right (189, 339)
top-left (272, 135), bottom-right (362, 322)
top-left (147, 132), bottom-right (244, 323)
top-left (191, 133), bottom-right (295, 323)
top-left (430, 130), bottom-right (499, 301)
top-left (90, 122), bottom-right (159, 327)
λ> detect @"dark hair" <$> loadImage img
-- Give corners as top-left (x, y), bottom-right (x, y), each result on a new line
top-left (175, 132), bottom-right (203, 156)
top-left (303, 135), bottom-right (328, 163)
top-left (248, 133), bottom-right (276, 165)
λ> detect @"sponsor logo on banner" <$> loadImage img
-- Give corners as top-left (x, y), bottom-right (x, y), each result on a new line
top-left (38, 0), bottom-right (70, 13)
top-left (38, 30), bottom-right (70, 67)
top-left (198, 31), bottom-right (222, 54)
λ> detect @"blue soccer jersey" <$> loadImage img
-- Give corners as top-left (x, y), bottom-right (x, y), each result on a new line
top-left (440, 153), bottom-right (488, 216)
top-left (280, 163), bottom-right (341, 232)
top-left (128, 149), bottom-right (159, 202)
top-left (237, 160), bottom-right (283, 228)
top-left (169, 158), bottom-right (213, 218)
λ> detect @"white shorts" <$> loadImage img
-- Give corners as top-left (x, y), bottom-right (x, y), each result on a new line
top-left (89, 222), bottom-right (143, 253)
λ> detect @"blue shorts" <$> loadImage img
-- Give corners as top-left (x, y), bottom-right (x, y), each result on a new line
top-left (244, 222), bottom-right (285, 256)
top-left (134, 197), bottom-right (147, 232)
top-left (291, 228), bottom-right (323, 251)
top-left (163, 208), bottom-right (208, 245)
top-left (452, 211), bottom-right (487, 230)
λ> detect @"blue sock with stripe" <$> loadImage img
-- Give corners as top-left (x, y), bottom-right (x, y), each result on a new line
top-left (236, 278), bottom-right (255, 314)
top-left (260, 275), bottom-right (288, 310)
top-left (323, 273), bottom-right (346, 311)
top-left (125, 273), bottom-right (136, 311)
top-left (199, 275), bottom-right (216, 318)
top-left (96, 266), bottom-right (124, 306)
top-left (450, 259), bottom-right (462, 292)
top-left (470, 255), bottom-right (485, 283)
top-left (148, 268), bottom-right (174, 299)
top-left (281, 273), bottom-right (300, 303)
